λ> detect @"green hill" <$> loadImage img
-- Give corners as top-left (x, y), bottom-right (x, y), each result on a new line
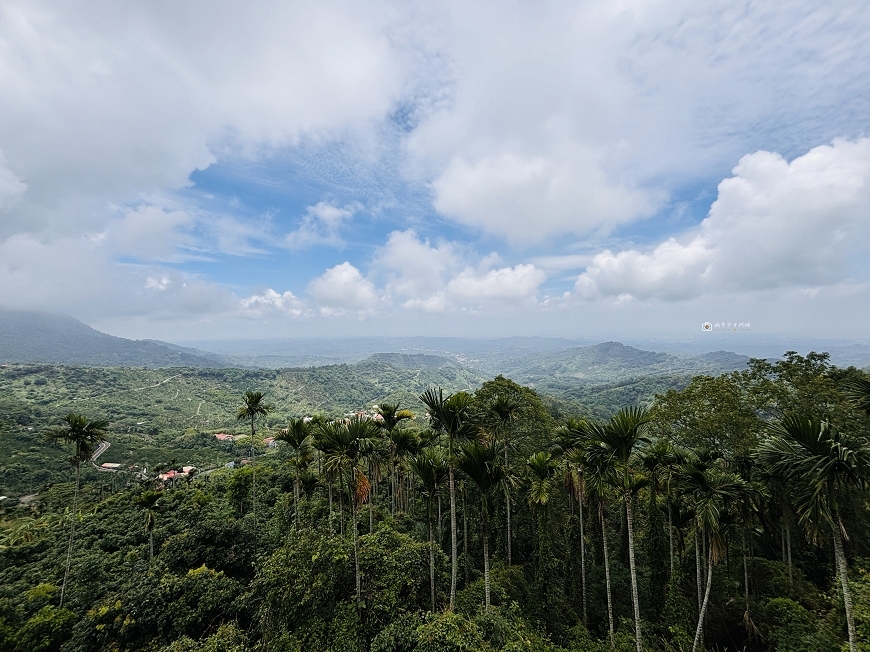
top-left (0, 309), bottom-right (231, 367)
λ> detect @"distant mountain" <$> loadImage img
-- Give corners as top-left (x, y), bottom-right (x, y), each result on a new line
top-left (497, 341), bottom-right (750, 388)
top-left (363, 353), bottom-right (458, 369)
top-left (0, 309), bottom-right (227, 368)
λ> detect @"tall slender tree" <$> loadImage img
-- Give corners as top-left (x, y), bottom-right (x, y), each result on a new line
top-left (588, 407), bottom-right (651, 652)
top-left (457, 440), bottom-right (506, 611)
top-left (490, 394), bottom-right (520, 565)
top-left (675, 458), bottom-right (753, 652)
top-left (319, 416), bottom-right (378, 602)
top-left (236, 390), bottom-right (273, 540)
top-left (135, 490), bottom-right (162, 561)
top-left (375, 402), bottom-right (414, 514)
top-left (410, 446), bottom-right (448, 611)
top-left (526, 450), bottom-right (560, 619)
top-left (275, 418), bottom-right (312, 528)
top-left (419, 388), bottom-right (477, 610)
top-left (758, 416), bottom-right (870, 652)
top-left (45, 413), bottom-right (108, 608)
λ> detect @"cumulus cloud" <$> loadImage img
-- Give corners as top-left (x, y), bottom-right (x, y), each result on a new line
top-left (240, 289), bottom-right (306, 317)
top-left (446, 264), bottom-right (546, 303)
top-left (285, 202), bottom-right (358, 249)
top-left (405, 1), bottom-right (870, 243)
top-left (372, 229), bottom-right (463, 300)
top-left (307, 262), bottom-right (381, 314)
top-left (575, 139), bottom-right (870, 300)
top-left (431, 150), bottom-right (661, 245)
top-left (371, 230), bottom-right (546, 312)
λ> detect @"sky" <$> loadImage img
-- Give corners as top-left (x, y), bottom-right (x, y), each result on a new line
top-left (1, 0), bottom-right (869, 343)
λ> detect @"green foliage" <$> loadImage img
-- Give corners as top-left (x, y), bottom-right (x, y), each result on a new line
top-left (13, 605), bottom-right (76, 652)
top-left (0, 354), bottom-right (868, 652)
top-left (761, 598), bottom-right (832, 652)
top-left (414, 612), bottom-right (487, 652)
top-left (160, 623), bottom-right (251, 652)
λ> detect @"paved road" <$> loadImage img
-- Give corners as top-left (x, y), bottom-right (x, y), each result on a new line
top-left (91, 440), bottom-right (111, 461)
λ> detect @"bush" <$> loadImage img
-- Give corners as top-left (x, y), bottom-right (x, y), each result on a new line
top-left (414, 612), bottom-right (488, 652)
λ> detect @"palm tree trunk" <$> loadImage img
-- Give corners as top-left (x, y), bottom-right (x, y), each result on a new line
top-left (625, 493), bottom-right (643, 652)
top-left (339, 475), bottom-right (345, 536)
top-left (391, 464), bottom-right (396, 516)
top-left (504, 446), bottom-right (512, 566)
top-left (463, 485), bottom-right (469, 585)
top-left (695, 526), bottom-right (702, 612)
top-left (438, 493), bottom-right (443, 544)
top-left (691, 550), bottom-right (714, 652)
top-left (781, 520), bottom-right (787, 564)
top-left (668, 504), bottom-right (674, 578)
top-left (328, 483), bottom-right (333, 533)
top-left (60, 463), bottom-right (80, 608)
top-left (483, 502), bottom-right (491, 611)
top-left (601, 508), bottom-right (615, 648)
top-left (149, 529), bottom-right (154, 560)
top-left (579, 496), bottom-right (588, 625)
top-left (448, 465), bottom-right (458, 610)
top-left (785, 519), bottom-right (793, 589)
top-left (294, 466), bottom-right (301, 529)
top-left (429, 509), bottom-right (436, 612)
top-left (832, 523), bottom-right (857, 652)
top-left (251, 418), bottom-right (256, 536)
top-left (352, 487), bottom-right (361, 602)
top-left (742, 529), bottom-right (754, 635)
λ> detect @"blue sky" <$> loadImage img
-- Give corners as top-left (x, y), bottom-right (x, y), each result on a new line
top-left (1, 1), bottom-right (869, 342)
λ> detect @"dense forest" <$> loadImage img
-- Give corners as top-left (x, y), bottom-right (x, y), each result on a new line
top-left (1, 351), bottom-right (869, 651)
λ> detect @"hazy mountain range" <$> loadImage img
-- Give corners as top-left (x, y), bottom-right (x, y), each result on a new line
top-left (2, 310), bottom-right (869, 383)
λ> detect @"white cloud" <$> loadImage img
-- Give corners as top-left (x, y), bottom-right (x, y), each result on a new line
top-left (105, 205), bottom-right (194, 260)
top-left (240, 289), bottom-right (306, 317)
top-left (307, 262), bottom-right (381, 314)
top-left (371, 229), bottom-right (546, 311)
top-left (0, 149), bottom-right (26, 211)
top-left (0, 0), bottom-right (407, 237)
top-left (446, 264), bottom-right (546, 303)
top-left (431, 150), bottom-right (661, 245)
top-left (285, 202), bottom-right (358, 249)
top-left (575, 138), bottom-right (870, 300)
top-left (0, 232), bottom-right (237, 320)
top-left (405, 1), bottom-right (870, 243)
top-left (372, 229), bottom-right (463, 300)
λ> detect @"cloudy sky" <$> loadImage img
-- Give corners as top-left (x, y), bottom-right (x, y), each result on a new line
top-left (1, 0), bottom-right (869, 342)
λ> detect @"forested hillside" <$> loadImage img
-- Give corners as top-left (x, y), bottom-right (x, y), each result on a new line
top-left (0, 356), bottom-right (485, 498)
top-left (1, 352), bottom-right (869, 652)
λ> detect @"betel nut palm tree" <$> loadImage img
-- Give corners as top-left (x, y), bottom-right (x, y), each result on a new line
top-left (236, 390), bottom-right (273, 537)
top-left (135, 490), bottom-right (163, 560)
top-left (758, 415), bottom-right (870, 652)
top-left (45, 412), bottom-right (108, 608)
top-left (674, 455), bottom-right (753, 652)
top-left (419, 387), bottom-right (477, 611)
top-left (409, 446), bottom-right (448, 611)
top-left (319, 416), bottom-right (378, 602)
top-left (275, 417), bottom-right (313, 528)
top-left (563, 416), bottom-right (621, 645)
top-left (457, 440), bottom-right (506, 611)
top-left (587, 406), bottom-right (650, 652)
top-left (489, 394), bottom-right (521, 565)
top-left (375, 402), bottom-right (414, 514)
